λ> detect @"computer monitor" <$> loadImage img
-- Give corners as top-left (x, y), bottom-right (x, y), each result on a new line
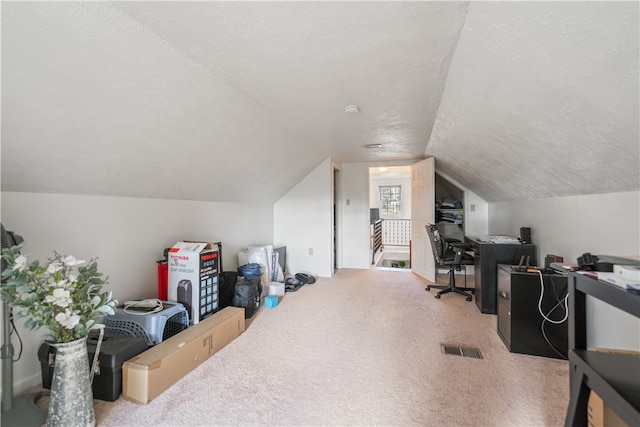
top-left (370, 208), bottom-right (380, 223)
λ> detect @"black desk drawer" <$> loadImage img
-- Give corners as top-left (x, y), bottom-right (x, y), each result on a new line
top-left (497, 299), bottom-right (511, 348)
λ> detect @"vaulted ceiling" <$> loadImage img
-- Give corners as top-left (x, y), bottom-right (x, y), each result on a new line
top-left (2, 2), bottom-right (638, 204)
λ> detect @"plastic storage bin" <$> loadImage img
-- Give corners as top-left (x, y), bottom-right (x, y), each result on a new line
top-left (104, 301), bottom-right (189, 346)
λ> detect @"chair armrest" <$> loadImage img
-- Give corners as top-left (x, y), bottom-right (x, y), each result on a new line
top-left (450, 242), bottom-right (472, 251)
top-left (450, 242), bottom-right (472, 266)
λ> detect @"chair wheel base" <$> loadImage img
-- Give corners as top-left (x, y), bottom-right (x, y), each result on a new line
top-left (435, 294), bottom-right (441, 299)
top-left (466, 296), bottom-right (472, 302)
top-left (425, 286), bottom-right (431, 291)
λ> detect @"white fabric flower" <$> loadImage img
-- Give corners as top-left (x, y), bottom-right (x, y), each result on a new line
top-left (55, 309), bottom-right (80, 329)
top-left (97, 304), bottom-right (115, 315)
top-left (45, 288), bottom-right (72, 308)
top-left (46, 262), bottom-right (63, 274)
top-left (14, 255), bottom-right (28, 272)
top-left (54, 279), bottom-right (69, 289)
top-left (2, 248), bottom-right (115, 343)
top-left (63, 255), bottom-right (85, 267)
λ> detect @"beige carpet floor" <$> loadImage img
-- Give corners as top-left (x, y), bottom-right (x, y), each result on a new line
top-left (64, 268), bottom-right (572, 425)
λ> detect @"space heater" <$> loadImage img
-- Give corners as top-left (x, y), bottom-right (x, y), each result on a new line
top-left (177, 279), bottom-right (193, 322)
top-left (104, 301), bottom-right (189, 346)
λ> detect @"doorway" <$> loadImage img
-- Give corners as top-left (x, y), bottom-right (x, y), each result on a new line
top-left (369, 165), bottom-right (412, 270)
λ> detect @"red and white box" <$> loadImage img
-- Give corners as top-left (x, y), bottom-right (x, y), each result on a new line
top-left (168, 241), bottom-right (220, 324)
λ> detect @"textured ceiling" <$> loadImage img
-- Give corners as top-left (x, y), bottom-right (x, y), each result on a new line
top-left (427, 2), bottom-right (640, 202)
top-left (1, 2), bottom-right (638, 204)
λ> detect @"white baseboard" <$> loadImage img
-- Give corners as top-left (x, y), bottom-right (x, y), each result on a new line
top-left (8, 372), bottom-right (42, 396)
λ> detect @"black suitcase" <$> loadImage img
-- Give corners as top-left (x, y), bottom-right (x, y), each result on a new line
top-left (233, 276), bottom-right (262, 319)
top-left (219, 271), bottom-right (238, 309)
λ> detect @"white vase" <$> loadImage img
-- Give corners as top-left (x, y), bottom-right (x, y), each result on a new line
top-left (47, 337), bottom-right (95, 427)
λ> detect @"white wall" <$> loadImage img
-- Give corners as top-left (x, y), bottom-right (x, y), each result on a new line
top-left (0, 191), bottom-right (273, 393)
top-left (273, 158), bottom-right (334, 278)
top-left (340, 163), bottom-right (371, 269)
top-left (489, 191), bottom-right (640, 351)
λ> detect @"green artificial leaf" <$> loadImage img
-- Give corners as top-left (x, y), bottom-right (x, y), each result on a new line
top-left (24, 317), bottom-right (37, 330)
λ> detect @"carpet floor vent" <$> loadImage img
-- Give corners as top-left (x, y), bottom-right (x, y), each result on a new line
top-left (440, 344), bottom-right (483, 359)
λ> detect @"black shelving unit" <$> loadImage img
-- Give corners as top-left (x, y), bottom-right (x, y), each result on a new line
top-left (435, 173), bottom-right (464, 242)
top-left (565, 272), bottom-right (640, 426)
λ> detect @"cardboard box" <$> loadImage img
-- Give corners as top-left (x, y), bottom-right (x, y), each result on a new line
top-left (122, 306), bottom-right (245, 404)
top-left (587, 348), bottom-right (638, 427)
top-left (168, 241), bottom-right (220, 324)
top-left (592, 347), bottom-right (640, 357)
top-left (588, 391), bottom-right (627, 427)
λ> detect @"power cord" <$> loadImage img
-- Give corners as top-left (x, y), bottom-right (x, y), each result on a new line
top-left (541, 299), bottom-right (569, 359)
top-left (536, 270), bottom-right (569, 324)
top-left (536, 271), bottom-right (569, 359)
top-left (123, 299), bottom-right (164, 315)
top-left (9, 308), bottom-right (23, 362)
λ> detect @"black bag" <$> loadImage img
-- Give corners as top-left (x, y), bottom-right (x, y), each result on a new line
top-left (233, 276), bottom-right (262, 319)
top-left (219, 271), bottom-right (238, 309)
top-left (295, 272), bottom-right (316, 284)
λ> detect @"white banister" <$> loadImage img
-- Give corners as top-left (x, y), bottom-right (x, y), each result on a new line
top-left (382, 219), bottom-right (411, 246)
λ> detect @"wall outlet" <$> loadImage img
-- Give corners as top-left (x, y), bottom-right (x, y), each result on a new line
top-left (309, 248), bottom-right (314, 255)
top-left (470, 204), bottom-right (476, 212)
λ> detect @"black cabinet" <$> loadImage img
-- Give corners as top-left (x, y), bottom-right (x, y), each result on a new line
top-left (465, 236), bottom-right (537, 314)
top-left (497, 265), bottom-right (568, 359)
top-left (565, 272), bottom-right (640, 426)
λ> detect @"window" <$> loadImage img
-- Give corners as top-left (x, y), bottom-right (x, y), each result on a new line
top-left (379, 185), bottom-right (401, 215)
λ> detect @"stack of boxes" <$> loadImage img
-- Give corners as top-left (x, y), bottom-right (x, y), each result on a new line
top-left (39, 240), bottom-right (246, 404)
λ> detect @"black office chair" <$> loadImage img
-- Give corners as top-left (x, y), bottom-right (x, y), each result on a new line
top-left (425, 224), bottom-right (474, 301)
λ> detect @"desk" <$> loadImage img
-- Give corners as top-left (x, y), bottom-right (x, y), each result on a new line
top-left (465, 236), bottom-right (537, 314)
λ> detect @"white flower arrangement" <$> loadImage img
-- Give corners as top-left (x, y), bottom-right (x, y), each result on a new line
top-left (1, 244), bottom-right (117, 343)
